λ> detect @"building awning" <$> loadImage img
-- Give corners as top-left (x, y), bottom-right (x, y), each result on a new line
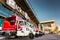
top-left (15, 0), bottom-right (39, 24)
top-left (40, 20), bottom-right (55, 24)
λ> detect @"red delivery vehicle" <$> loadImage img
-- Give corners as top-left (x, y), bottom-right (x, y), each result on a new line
top-left (2, 15), bottom-right (17, 38)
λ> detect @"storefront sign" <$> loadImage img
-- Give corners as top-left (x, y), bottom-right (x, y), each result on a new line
top-left (16, 5), bottom-right (22, 13)
top-left (16, 5), bottom-right (25, 16)
top-left (6, 0), bottom-right (29, 19)
top-left (6, 0), bottom-right (24, 15)
top-left (25, 12), bottom-right (30, 20)
top-left (6, 0), bottom-right (16, 9)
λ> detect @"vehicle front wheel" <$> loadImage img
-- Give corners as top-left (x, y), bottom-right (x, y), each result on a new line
top-left (35, 33), bottom-right (39, 37)
top-left (29, 33), bottom-right (34, 39)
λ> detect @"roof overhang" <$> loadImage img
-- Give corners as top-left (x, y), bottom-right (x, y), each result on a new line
top-left (15, 0), bottom-right (39, 24)
top-left (40, 20), bottom-right (55, 24)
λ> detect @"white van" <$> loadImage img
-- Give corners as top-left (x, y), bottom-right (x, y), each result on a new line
top-left (16, 20), bottom-right (34, 39)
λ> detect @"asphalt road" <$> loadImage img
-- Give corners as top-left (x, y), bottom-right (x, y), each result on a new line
top-left (0, 34), bottom-right (60, 40)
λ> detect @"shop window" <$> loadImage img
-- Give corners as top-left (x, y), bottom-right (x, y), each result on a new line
top-left (42, 23), bottom-right (51, 27)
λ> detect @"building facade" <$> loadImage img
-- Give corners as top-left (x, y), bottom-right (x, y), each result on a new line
top-left (0, 0), bottom-right (40, 29)
top-left (40, 20), bottom-right (58, 34)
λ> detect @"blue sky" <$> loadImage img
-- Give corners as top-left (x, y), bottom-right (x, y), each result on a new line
top-left (26, 0), bottom-right (60, 29)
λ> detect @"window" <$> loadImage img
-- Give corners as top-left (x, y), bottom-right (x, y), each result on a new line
top-left (47, 23), bottom-right (51, 27)
top-left (24, 22), bottom-right (27, 25)
top-left (6, 17), bottom-right (16, 25)
top-left (26, 28), bottom-right (30, 31)
top-left (19, 21), bottom-right (24, 26)
top-left (42, 23), bottom-right (51, 27)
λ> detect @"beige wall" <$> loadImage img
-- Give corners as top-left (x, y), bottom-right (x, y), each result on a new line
top-left (51, 23), bottom-right (56, 32)
top-left (41, 22), bottom-right (58, 33)
top-left (51, 23), bottom-right (58, 33)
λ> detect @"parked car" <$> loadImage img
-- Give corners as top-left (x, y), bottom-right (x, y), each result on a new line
top-left (33, 28), bottom-right (44, 37)
top-left (29, 25), bottom-right (40, 37)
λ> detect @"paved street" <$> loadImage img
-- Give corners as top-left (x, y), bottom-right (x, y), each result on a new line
top-left (0, 34), bottom-right (60, 40)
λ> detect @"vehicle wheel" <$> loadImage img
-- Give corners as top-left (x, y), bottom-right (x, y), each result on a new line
top-left (35, 33), bottom-right (39, 37)
top-left (2, 32), bottom-right (5, 36)
top-left (14, 35), bottom-right (18, 38)
top-left (29, 33), bottom-right (34, 39)
top-left (39, 34), bottom-right (43, 36)
top-left (5, 33), bottom-right (11, 39)
top-left (10, 32), bottom-right (18, 38)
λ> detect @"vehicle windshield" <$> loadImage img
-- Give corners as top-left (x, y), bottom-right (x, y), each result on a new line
top-left (6, 17), bottom-right (16, 25)
top-left (29, 25), bottom-right (36, 30)
top-left (19, 21), bottom-right (24, 26)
